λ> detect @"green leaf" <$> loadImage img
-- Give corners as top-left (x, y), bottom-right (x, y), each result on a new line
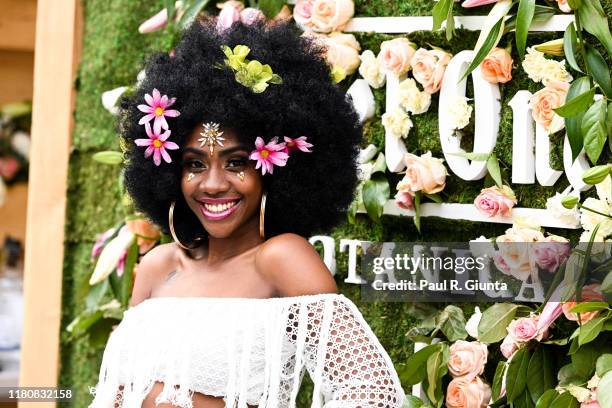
top-left (577, 0), bottom-right (612, 56)
top-left (165, 0), bottom-right (176, 20)
top-left (440, 305), bottom-right (468, 341)
top-left (492, 361), bottom-right (507, 401)
top-left (362, 174), bottom-right (390, 222)
top-left (414, 191), bottom-right (421, 233)
top-left (461, 17), bottom-right (504, 81)
top-left (258, 0), bottom-right (285, 18)
top-left (516, 0), bottom-right (535, 60)
top-left (426, 343), bottom-right (449, 407)
top-left (66, 309), bottom-right (103, 337)
top-left (478, 303), bottom-right (520, 343)
top-left (563, 23), bottom-right (583, 73)
top-left (598, 371), bottom-right (612, 408)
top-left (569, 302), bottom-right (609, 313)
top-left (445, 0), bottom-right (455, 41)
top-left (582, 99), bottom-right (607, 164)
top-left (603, 270), bottom-right (612, 298)
top-left (372, 152), bottom-right (387, 174)
top-left (578, 315), bottom-right (606, 346)
top-left (402, 395), bottom-right (425, 408)
top-left (447, 152), bottom-right (490, 161)
top-left (504, 5), bottom-right (555, 33)
top-left (486, 153), bottom-right (503, 187)
top-left (535, 389), bottom-right (559, 408)
top-left (506, 347), bottom-right (530, 402)
top-left (433, 0), bottom-right (453, 30)
top-left (397, 343), bottom-right (441, 386)
top-left (565, 77), bottom-right (591, 161)
top-left (585, 44), bottom-right (612, 99)
top-left (527, 347), bottom-right (555, 403)
top-left (179, 0), bottom-right (211, 28)
top-left (85, 279), bottom-right (109, 311)
top-left (554, 88), bottom-right (596, 117)
top-left (608, 102), bottom-right (612, 152)
top-left (424, 193), bottom-right (443, 203)
top-left (572, 342), bottom-right (599, 379)
top-left (93, 151), bottom-right (123, 165)
top-left (549, 392), bottom-right (579, 408)
top-left (120, 241), bottom-right (139, 307)
top-left (596, 354), bottom-right (612, 377)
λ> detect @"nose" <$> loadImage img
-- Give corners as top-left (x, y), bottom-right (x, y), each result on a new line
top-left (199, 165), bottom-right (231, 195)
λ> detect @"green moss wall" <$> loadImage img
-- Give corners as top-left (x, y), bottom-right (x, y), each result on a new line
top-left (59, 1), bottom-right (611, 407)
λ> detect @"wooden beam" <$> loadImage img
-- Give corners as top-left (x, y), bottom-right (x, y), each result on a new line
top-left (0, 0), bottom-right (37, 51)
top-left (18, 0), bottom-right (82, 407)
top-left (0, 50), bottom-right (34, 105)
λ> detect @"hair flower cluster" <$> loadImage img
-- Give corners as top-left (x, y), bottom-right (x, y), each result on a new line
top-left (135, 88), bottom-right (180, 166)
top-left (250, 136), bottom-right (312, 175)
top-left (220, 45), bottom-right (283, 93)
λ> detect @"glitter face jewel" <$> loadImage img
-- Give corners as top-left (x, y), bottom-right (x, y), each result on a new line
top-left (198, 122), bottom-right (225, 155)
top-left (237, 171), bottom-right (245, 182)
top-left (187, 173), bottom-right (195, 182)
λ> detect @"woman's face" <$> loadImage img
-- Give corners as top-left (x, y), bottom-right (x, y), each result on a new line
top-left (180, 124), bottom-right (263, 239)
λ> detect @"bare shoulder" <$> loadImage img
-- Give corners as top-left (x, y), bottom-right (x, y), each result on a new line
top-left (255, 233), bottom-right (337, 297)
top-left (129, 243), bottom-right (177, 307)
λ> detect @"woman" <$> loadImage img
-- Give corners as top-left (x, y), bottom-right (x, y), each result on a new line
top-left (89, 17), bottom-right (405, 408)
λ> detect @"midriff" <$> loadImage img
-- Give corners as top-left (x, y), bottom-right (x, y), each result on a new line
top-left (140, 381), bottom-right (258, 408)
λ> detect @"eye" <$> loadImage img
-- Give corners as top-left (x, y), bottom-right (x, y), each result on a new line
top-left (182, 158), bottom-right (206, 170)
top-left (226, 157), bottom-right (248, 169)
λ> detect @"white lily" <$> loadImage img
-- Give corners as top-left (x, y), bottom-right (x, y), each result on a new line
top-left (101, 86), bottom-right (128, 116)
top-left (89, 226), bottom-right (135, 285)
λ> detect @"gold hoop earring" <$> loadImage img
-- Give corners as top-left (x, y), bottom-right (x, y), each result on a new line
top-left (169, 201), bottom-right (204, 250)
top-left (259, 192), bottom-right (267, 240)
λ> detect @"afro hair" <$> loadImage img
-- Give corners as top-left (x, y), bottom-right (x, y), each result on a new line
top-left (119, 18), bottom-right (362, 245)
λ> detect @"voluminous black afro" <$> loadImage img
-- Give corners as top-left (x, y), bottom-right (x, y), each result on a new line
top-left (119, 18), bottom-right (361, 244)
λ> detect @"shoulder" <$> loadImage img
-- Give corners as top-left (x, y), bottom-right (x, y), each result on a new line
top-left (129, 243), bottom-right (177, 307)
top-left (255, 233), bottom-right (337, 297)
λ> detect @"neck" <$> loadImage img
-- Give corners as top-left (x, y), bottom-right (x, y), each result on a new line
top-left (206, 216), bottom-right (263, 264)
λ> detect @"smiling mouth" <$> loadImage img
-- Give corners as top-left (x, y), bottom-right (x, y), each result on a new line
top-left (197, 199), bottom-right (241, 220)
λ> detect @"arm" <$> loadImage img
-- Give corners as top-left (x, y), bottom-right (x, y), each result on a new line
top-left (129, 243), bottom-right (175, 307)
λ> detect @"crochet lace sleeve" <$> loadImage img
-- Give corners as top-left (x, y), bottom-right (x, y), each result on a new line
top-left (285, 295), bottom-right (405, 408)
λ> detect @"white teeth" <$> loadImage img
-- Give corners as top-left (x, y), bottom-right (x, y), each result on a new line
top-left (202, 201), bottom-right (238, 213)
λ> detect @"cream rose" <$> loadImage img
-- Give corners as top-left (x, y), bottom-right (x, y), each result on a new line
top-left (358, 50), bottom-right (386, 88)
top-left (494, 227), bottom-right (544, 280)
top-left (324, 32), bottom-right (361, 76)
top-left (529, 79), bottom-right (569, 134)
top-left (474, 185), bottom-right (517, 218)
top-left (293, 0), bottom-right (314, 27)
top-left (448, 341), bottom-right (488, 379)
top-left (382, 107), bottom-right (413, 139)
top-left (580, 197), bottom-right (612, 237)
top-left (309, 0), bottom-right (354, 33)
top-left (446, 376), bottom-right (492, 408)
top-left (396, 151), bottom-right (447, 195)
top-left (446, 95), bottom-right (473, 130)
top-left (410, 48), bottom-right (451, 94)
top-left (522, 47), bottom-right (572, 84)
top-left (399, 78), bottom-right (431, 114)
top-left (480, 47), bottom-right (513, 84)
top-left (377, 38), bottom-right (416, 76)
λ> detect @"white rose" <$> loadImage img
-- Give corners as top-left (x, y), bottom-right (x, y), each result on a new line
top-left (522, 47), bottom-right (572, 84)
top-left (101, 86), bottom-right (128, 116)
top-left (469, 236), bottom-right (496, 259)
top-left (465, 306), bottom-right (482, 339)
top-left (546, 192), bottom-right (580, 227)
top-left (11, 131), bottom-right (31, 160)
top-left (382, 107), bottom-right (413, 139)
top-left (596, 175), bottom-right (611, 204)
top-left (580, 197), bottom-right (612, 237)
top-left (358, 50), bottom-right (386, 89)
top-left (399, 78), bottom-right (431, 114)
top-left (446, 95), bottom-right (473, 130)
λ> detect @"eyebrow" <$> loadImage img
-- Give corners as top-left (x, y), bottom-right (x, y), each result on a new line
top-left (182, 145), bottom-right (250, 157)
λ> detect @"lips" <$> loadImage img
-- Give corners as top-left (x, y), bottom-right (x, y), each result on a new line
top-left (197, 197), bottom-right (241, 220)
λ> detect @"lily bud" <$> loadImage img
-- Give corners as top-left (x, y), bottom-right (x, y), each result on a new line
top-left (561, 195), bottom-right (579, 209)
top-left (533, 39), bottom-right (564, 57)
top-left (582, 165), bottom-right (611, 185)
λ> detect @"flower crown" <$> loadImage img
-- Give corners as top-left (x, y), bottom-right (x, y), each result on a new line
top-left (134, 89), bottom-right (312, 172)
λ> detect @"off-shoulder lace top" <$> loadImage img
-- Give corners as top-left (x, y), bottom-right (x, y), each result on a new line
top-left (88, 293), bottom-right (405, 408)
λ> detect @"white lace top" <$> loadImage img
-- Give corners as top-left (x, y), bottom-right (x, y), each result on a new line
top-left (88, 293), bottom-right (405, 408)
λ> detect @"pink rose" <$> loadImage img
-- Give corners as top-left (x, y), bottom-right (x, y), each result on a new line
top-left (462, 0), bottom-right (499, 7)
top-left (217, 2), bottom-right (241, 31)
top-left (581, 401), bottom-right (601, 408)
top-left (446, 376), bottom-right (492, 408)
top-left (309, 0), bottom-right (354, 33)
top-left (448, 341), bottom-right (488, 379)
top-left (293, 0), bottom-right (314, 27)
top-left (474, 185), bottom-right (517, 218)
top-left (410, 48), bottom-right (451, 94)
top-left (562, 284), bottom-right (605, 323)
top-left (377, 38), bottom-right (416, 76)
top-left (557, 0), bottom-right (572, 12)
top-left (396, 151), bottom-right (447, 195)
top-left (394, 190), bottom-right (414, 210)
top-left (240, 7), bottom-right (265, 25)
top-left (507, 316), bottom-right (546, 342)
top-left (480, 47), bottom-right (513, 84)
top-left (500, 334), bottom-right (518, 359)
top-left (0, 156), bottom-right (21, 180)
top-left (529, 79), bottom-right (569, 133)
top-left (531, 237), bottom-right (570, 272)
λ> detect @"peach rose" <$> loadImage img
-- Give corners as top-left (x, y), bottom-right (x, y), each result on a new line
top-left (324, 32), bottom-right (361, 76)
top-left (474, 185), bottom-right (517, 218)
top-left (410, 48), bottom-right (451, 94)
top-left (396, 151), bottom-right (447, 195)
top-left (448, 341), bottom-right (488, 379)
top-left (377, 38), bottom-right (416, 76)
top-left (557, 0), bottom-right (572, 12)
top-left (293, 0), bottom-right (314, 27)
top-left (507, 315), bottom-right (547, 342)
top-left (126, 218), bottom-right (161, 254)
top-left (480, 47), bottom-right (513, 84)
top-left (309, 0), bottom-right (354, 33)
top-left (500, 334), bottom-right (518, 359)
top-left (529, 79), bottom-right (569, 134)
top-left (562, 283), bottom-right (605, 323)
top-left (446, 376), bottom-right (492, 408)
top-left (271, 4), bottom-right (292, 23)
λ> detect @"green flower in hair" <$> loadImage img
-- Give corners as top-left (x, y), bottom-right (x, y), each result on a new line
top-left (220, 45), bottom-right (283, 93)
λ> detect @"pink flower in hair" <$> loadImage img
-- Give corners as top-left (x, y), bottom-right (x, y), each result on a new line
top-left (250, 137), bottom-right (289, 175)
top-left (135, 122), bottom-right (179, 166)
top-left (137, 88), bottom-right (180, 134)
top-left (283, 136), bottom-right (313, 153)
